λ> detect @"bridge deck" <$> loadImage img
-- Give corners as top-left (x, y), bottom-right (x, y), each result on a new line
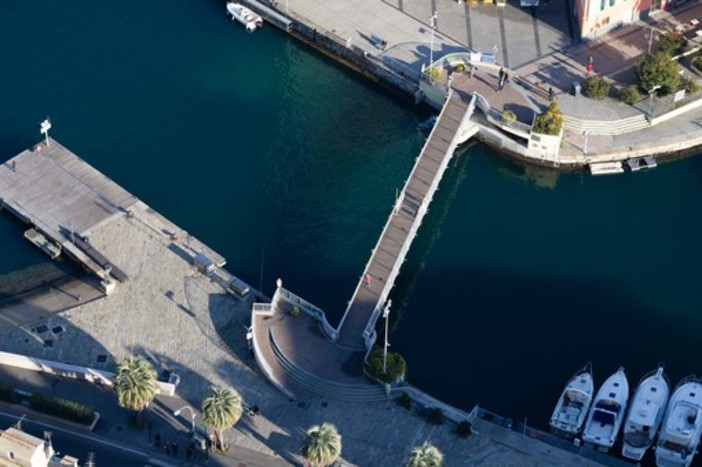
top-left (336, 91), bottom-right (474, 349)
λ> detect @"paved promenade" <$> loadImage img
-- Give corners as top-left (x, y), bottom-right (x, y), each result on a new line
top-left (279, 0), bottom-right (702, 166)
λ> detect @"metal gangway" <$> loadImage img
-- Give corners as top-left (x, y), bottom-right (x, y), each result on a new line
top-left (335, 89), bottom-right (478, 350)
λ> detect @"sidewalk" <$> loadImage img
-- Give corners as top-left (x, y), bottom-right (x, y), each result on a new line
top-left (0, 365), bottom-right (289, 466)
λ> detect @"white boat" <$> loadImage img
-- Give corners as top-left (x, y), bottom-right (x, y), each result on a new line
top-left (226, 2), bottom-right (263, 32)
top-left (655, 376), bottom-right (702, 467)
top-left (627, 156), bottom-right (657, 172)
top-left (582, 366), bottom-right (629, 452)
top-left (550, 363), bottom-right (594, 438)
top-left (589, 161), bottom-right (624, 175)
top-left (622, 365), bottom-right (670, 460)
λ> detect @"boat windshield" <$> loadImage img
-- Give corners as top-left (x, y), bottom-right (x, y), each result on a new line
top-left (593, 409), bottom-right (616, 425)
top-left (660, 440), bottom-right (690, 455)
top-left (624, 430), bottom-right (650, 448)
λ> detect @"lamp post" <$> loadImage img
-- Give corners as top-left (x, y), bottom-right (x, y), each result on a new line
top-left (382, 299), bottom-right (392, 374)
top-left (429, 12), bottom-right (438, 70)
top-left (583, 130), bottom-right (591, 155)
top-left (648, 84), bottom-right (662, 118)
top-left (174, 406), bottom-right (195, 433)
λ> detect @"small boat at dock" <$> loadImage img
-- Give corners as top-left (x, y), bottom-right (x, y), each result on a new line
top-left (626, 156), bottom-right (657, 172)
top-left (589, 161), bottom-right (624, 175)
top-left (655, 376), bottom-right (702, 467)
top-left (621, 365), bottom-right (669, 461)
top-left (23, 228), bottom-right (61, 259)
top-left (582, 366), bottom-right (629, 452)
top-left (226, 2), bottom-right (263, 32)
top-left (549, 363), bottom-right (594, 438)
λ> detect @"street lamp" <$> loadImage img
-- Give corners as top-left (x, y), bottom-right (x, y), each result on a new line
top-left (648, 84), bottom-right (662, 118)
top-left (174, 406), bottom-right (195, 433)
top-left (382, 299), bottom-right (392, 374)
top-left (428, 12), bottom-right (438, 70)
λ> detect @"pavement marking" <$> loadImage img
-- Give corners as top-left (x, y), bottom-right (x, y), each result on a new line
top-left (531, 8), bottom-right (542, 58)
top-left (498, 7), bottom-right (510, 68)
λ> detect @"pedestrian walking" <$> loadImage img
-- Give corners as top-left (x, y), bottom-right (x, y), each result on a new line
top-left (548, 86), bottom-right (555, 102)
top-left (172, 442), bottom-right (179, 456)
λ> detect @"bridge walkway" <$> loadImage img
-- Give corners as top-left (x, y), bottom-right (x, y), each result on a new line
top-left (336, 88), bottom-right (477, 350)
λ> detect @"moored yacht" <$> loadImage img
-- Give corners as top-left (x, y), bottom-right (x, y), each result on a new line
top-left (226, 2), bottom-right (263, 32)
top-left (582, 367), bottom-right (629, 452)
top-left (655, 376), bottom-right (702, 467)
top-left (622, 365), bottom-right (670, 460)
top-left (550, 363), bottom-right (594, 438)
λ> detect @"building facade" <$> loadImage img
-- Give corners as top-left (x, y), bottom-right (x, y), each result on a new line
top-left (576, 0), bottom-right (668, 38)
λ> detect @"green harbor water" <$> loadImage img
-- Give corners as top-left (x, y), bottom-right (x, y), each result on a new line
top-left (1, 0), bottom-right (702, 432)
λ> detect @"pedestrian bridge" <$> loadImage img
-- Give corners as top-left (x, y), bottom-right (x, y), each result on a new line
top-left (335, 88), bottom-right (478, 350)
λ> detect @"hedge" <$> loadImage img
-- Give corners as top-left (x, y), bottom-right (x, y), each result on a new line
top-left (29, 393), bottom-right (95, 425)
top-left (0, 382), bottom-right (19, 404)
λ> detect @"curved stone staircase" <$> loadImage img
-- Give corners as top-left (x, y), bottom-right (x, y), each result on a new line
top-left (269, 329), bottom-right (388, 402)
top-left (563, 113), bottom-right (649, 135)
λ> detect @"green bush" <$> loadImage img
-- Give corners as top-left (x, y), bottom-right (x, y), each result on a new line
top-left (620, 85), bottom-right (642, 105)
top-left (501, 110), bottom-right (517, 124)
top-left (29, 393), bottom-right (94, 425)
top-left (0, 382), bottom-right (19, 404)
top-left (427, 407), bottom-right (444, 425)
top-left (365, 349), bottom-right (406, 384)
top-left (657, 31), bottom-right (687, 56)
top-left (582, 75), bottom-right (610, 100)
top-left (532, 102), bottom-right (563, 136)
top-left (457, 420), bottom-right (473, 438)
top-left (681, 76), bottom-right (701, 94)
top-left (636, 51), bottom-right (681, 96)
top-left (692, 54), bottom-right (702, 71)
top-left (399, 391), bottom-right (412, 410)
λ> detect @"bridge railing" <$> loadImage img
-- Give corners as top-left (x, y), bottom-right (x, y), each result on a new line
top-left (277, 287), bottom-right (338, 340)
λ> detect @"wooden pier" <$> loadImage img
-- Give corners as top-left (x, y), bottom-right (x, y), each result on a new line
top-left (336, 89), bottom-right (478, 350)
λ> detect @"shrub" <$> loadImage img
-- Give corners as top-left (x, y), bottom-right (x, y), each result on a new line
top-left (532, 102), bottom-right (563, 136)
top-left (0, 382), bottom-right (19, 404)
top-left (582, 75), bottom-right (610, 99)
top-left (501, 110), bottom-right (517, 124)
top-left (454, 63), bottom-right (466, 73)
top-left (29, 393), bottom-right (94, 425)
top-left (681, 76), bottom-right (701, 94)
top-left (636, 51), bottom-right (681, 96)
top-left (399, 391), bottom-right (412, 410)
top-left (657, 31), bottom-right (687, 56)
top-left (620, 85), bottom-right (641, 105)
top-left (365, 349), bottom-right (406, 384)
top-left (692, 54), bottom-right (702, 72)
top-left (427, 407), bottom-right (444, 425)
top-left (457, 420), bottom-right (473, 438)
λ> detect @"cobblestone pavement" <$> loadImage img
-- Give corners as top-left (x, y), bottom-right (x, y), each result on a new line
top-left (0, 199), bottom-right (608, 465)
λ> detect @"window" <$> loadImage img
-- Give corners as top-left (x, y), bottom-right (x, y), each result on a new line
top-left (600, 0), bottom-right (606, 10)
top-left (609, 0), bottom-right (616, 6)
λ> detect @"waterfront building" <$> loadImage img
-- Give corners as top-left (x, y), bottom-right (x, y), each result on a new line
top-left (0, 427), bottom-right (77, 467)
top-left (576, 0), bottom-right (681, 38)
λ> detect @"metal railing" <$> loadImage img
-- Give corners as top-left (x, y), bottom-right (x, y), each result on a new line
top-left (277, 287), bottom-right (338, 340)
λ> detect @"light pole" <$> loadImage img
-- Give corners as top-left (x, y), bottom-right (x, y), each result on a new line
top-left (648, 84), bottom-right (662, 118)
top-left (174, 406), bottom-right (195, 433)
top-left (583, 130), bottom-right (591, 155)
top-left (429, 12), bottom-right (438, 70)
top-left (382, 299), bottom-right (392, 374)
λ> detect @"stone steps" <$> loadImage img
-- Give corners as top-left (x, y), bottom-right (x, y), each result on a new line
top-left (269, 330), bottom-right (388, 402)
top-left (563, 113), bottom-right (649, 135)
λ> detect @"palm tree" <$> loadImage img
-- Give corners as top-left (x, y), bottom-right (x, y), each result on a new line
top-left (404, 441), bottom-right (444, 467)
top-left (200, 385), bottom-right (243, 452)
top-left (114, 356), bottom-right (159, 423)
top-left (301, 422), bottom-right (342, 467)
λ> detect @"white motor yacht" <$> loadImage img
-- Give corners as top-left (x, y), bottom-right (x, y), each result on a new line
top-left (622, 365), bottom-right (670, 460)
top-left (226, 2), bottom-right (263, 32)
top-left (582, 367), bottom-right (629, 452)
top-left (550, 363), bottom-right (594, 438)
top-left (655, 376), bottom-right (702, 467)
